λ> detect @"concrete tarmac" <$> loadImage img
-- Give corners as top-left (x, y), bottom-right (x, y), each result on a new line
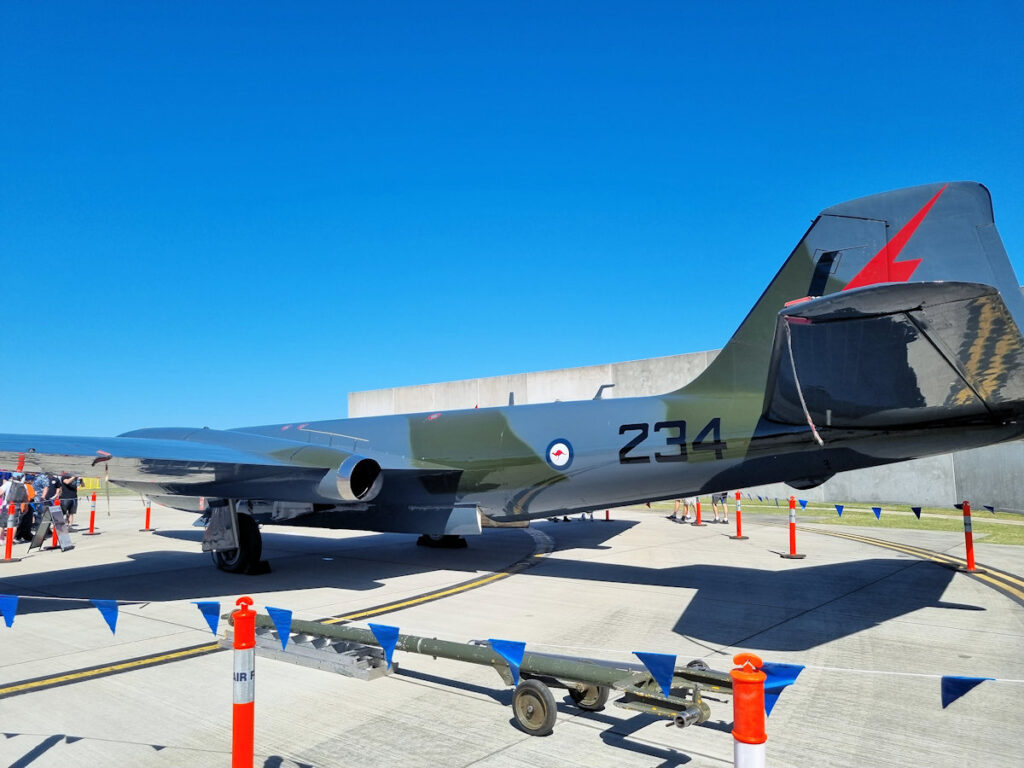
top-left (0, 499), bottom-right (1021, 767)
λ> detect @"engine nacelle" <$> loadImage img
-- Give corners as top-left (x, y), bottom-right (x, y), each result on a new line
top-left (318, 454), bottom-right (382, 502)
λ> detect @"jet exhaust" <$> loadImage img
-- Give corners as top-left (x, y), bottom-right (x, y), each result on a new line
top-left (331, 454), bottom-right (382, 502)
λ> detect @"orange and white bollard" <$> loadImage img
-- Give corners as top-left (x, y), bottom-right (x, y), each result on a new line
top-left (85, 492), bottom-right (98, 535)
top-left (4, 502), bottom-right (14, 560)
top-left (692, 498), bottom-right (706, 526)
top-left (0, 501), bottom-right (21, 563)
top-left (780, 496), bottom-right (805, 559)
top-left (140, 497), bottom-right (154, 532)
top-left (49, 499), bottom-right (61, 549)
top-left (731, 652), bottom-right (767, 768)
top-left (730, 490), bottom-right (748, 540)
top-left (232, 596), bottom-right (256, 768)
top-left (962, 501), bottom-right (977, 572)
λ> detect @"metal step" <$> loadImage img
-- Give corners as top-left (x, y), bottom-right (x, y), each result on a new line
top-left (222, 626), bottom-right (395, 681)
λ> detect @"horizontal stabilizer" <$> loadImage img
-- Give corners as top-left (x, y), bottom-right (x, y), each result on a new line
top-left (763, 282), bottom-right (1024, 429)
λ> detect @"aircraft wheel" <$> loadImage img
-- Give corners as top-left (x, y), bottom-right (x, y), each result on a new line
top-left (211, 514), bottom-right (262, 573)
top-left (512, 679), bottom-right (557, 736)
top-left (568, 683), bottom-right (609, 711)
top-left (686, 659), bottom-right (710, 672)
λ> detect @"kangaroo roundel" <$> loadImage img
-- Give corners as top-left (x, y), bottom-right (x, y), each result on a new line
top-left (546, 439), bottom-right (574, 470)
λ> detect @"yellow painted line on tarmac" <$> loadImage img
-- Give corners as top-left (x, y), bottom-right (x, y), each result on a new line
top-left (0, 642), bottom-right (221, 699)
top-left (325, 571), bottom-right (511, 623)
top-left (325, 529), bottom-right (554, 623)
top-left (0, 529), bottom-right (554, 698)
top-left (800, 526), bottom-right (1024, 605)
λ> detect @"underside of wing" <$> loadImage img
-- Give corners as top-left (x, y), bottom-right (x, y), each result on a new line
top-left (0, 428), bottom-right (460, 506)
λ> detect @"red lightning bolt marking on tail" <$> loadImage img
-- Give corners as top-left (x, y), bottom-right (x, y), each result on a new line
top-left (843, 184), bottom-right (948, 291)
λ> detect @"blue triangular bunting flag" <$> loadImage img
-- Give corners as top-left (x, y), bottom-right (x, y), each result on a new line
top-left (835, 504), bottom-right (844, 517)
top-left (872, 507), bottom-right (882, 520)
top-left (798, 499), bottom-right (808, 510)
top-left (983, 505), bottom-right (995, 513)
top-left (775, 498), bottom-right (780, 506)
top-left (0, 595), bottom-right (18, 628)
top-left (489, 639), bottom-right (526, 685)
top-left (266, 606), bottom-right (293, 650)
top-left (91, 599), bottom-right (118, 635)
top-left (911, 507), bottom-right (922, 519)
top-left (634, 651), bottom-right (676, 698)
top-left (757, 495), bottom-right (763, 502)
top-left (941, 676), bottom-right (993, 708)
top-left (192, 601), bottom-right (220, 636)
top-left (761, 662), bottom-right (804, 716)
top-left (368, 623), bottom-right (400, 669)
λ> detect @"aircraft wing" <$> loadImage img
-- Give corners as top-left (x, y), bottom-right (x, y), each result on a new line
top-left (0, 428), bottom-right (454, 504)
top-left (763, 281), bottom-right (1024, 429)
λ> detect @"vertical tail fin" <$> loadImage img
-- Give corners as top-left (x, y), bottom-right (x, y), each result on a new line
top-left (681, 182), bottom-right (1022, 397)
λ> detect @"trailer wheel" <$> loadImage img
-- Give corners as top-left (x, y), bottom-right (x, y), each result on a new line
top-left (686, 659), bottom-right (710, 672)
top-left (513, 679), bottom-right (557, 736)
top-left (568, 683), bottom-right (609, 711)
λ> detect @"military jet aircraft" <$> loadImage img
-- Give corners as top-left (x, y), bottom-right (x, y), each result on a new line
top-left (2, 182), bottom-right (1023, 573)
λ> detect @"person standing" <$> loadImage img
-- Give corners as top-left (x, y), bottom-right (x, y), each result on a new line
top-left (2, 472), bottom-right (30, 533)
top-left (711, 491), bottom-right (729, 523)
top-left (59, 471), bottom-right (81, 527)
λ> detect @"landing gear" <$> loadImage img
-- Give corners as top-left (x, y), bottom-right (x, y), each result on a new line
top-left (416, 534), bottom-right (468, 548)
top-left (512, 679), bottom-right (557, 736)
top-left (211, 512), bottom-right (263, 573)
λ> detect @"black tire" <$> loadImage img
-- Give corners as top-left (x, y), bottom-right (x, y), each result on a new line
top-left (513, 679), bottom-right (557, 736)
top-left (211, 513), bottom-right (262, 573)
top-left (686, 659), bottom-right (710, 672)
top-left (568, 683), bottom-right (609, 711)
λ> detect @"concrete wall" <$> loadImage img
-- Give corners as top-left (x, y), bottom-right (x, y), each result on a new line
top-left (348, 350), bottom-right (719, 416)
top-left (349, 351), bottom-right (1023, 513)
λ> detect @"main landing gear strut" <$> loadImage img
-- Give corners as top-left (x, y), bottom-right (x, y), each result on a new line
top-left (204, 501), bottom-right (270, 574)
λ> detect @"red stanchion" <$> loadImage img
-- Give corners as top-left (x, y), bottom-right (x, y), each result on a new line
top-left (140, 497), bottom-right (154, 532)
top-left (604, 509), bottom-right (609, 521)
top-left (730, 490), bottom-right (748, 540)
top-left (84, 492), bottom-right (98, 536)
top-left (232, 596), bottom-right (256, 768)
top-left (692, 498), bottom-right (706, 526)
top-left (961, 501), bottom-right (977, 572)
top-left (731, 652), bottom-right (767, 768)
top-left (780, 496), bottom-right (805, 559)
top-left (4, 502), bottom-right (13, 561)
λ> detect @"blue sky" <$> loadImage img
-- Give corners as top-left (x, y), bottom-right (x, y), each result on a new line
top-left (2, 1), bottom-right (1022, 434)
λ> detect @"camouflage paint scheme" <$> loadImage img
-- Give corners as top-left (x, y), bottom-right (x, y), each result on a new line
top-left (2, 183), bottom-right (1023, 547)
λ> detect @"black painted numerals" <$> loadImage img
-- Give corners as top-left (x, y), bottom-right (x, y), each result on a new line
top-left (618, 424), bottom-right (649, 464)
top-left (653, 420), bottom-right (687, 463)
top-left (692, 417), bottom-right (727, 460)
top-left (618, 418), bottom-right (726, 464)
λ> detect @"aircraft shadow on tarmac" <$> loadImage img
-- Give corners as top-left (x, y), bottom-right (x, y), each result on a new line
top-left (0, 526), bottom-right (546, 617)
top-left (533, 553), bottom-right (978, 652)
top-left (0, 519), bottom-right (982, 653)
top-left (0, 520), bottom-right (638, 618)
